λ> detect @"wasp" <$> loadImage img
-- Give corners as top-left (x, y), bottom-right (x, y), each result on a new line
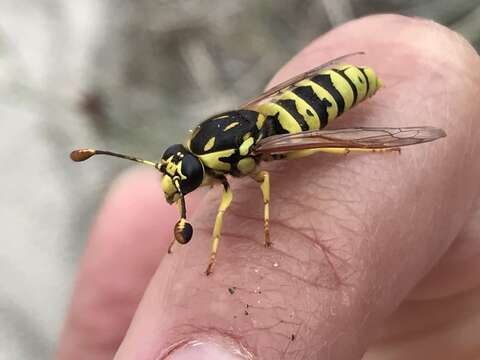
top-left (71, 52), bottom-right (446, 275)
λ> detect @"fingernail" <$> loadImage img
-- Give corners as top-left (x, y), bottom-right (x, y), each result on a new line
top-left (162, 335), bottom-right (254, 360)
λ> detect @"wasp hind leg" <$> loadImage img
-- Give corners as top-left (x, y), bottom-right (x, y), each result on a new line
top-left (284, 147), bottom-right (401, 160)
top-left (206, 177), bottom-right (233, 276)
top-left (252, 170), bottom-right (271, 248)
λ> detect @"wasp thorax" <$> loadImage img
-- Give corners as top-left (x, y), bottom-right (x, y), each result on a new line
top-left (160, 144), bottom-right (204, 202)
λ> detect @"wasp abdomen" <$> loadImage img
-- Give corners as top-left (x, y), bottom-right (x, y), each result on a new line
top-left (255, 65), bottom-right (381, 137)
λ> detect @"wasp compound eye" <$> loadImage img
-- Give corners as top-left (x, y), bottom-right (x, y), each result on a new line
top-left (174, 219), bottom-right (193, 244)
top-left (179, 154), bottom-right (204, 194)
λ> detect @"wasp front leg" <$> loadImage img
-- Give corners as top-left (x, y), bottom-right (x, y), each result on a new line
top-left (206, 177), bottom-right (233, 275)
top-left (252, 170), bottom-right (271, 248)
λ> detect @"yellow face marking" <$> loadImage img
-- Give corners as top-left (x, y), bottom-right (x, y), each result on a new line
top-left (237, 157), bottom-right (256, 175)
top-left (239, 137), bottom-right (255, 156)
top-left (243, 132), bottom-right (251, 141)
top-left (223, 122), bottom-right (240, 131)
top-left (204, 137), bottom-right (216, 152)
top-left (165, 159), bottom-right (177, 176)
top-left (297, 79), bottom-right (338, 121)
top-left (176, 160), bottom-right (187, 180)
top-left (161, 175), bottom-right (177, 198)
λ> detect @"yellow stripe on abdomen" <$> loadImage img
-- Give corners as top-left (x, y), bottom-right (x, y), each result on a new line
top-left (276, 91), bottom-right (320, 130)
top-left (335, 65), bottom-right (368, 104)
top-left (322, 69), bottom-right (355, 111)
top-left (295, 79), bottom-right (339, 126)
top-left (257, 102), bottom-right (303, 134)
top-left (358, 66), bottom-right (382, 98)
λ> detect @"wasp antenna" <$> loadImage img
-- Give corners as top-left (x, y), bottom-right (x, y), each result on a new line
top-left (70, 148), bottom-right (159, 168)
top-left (70, 149), bottom-right (96, 162)
top-left (174, 194), bottom-right (193, 244)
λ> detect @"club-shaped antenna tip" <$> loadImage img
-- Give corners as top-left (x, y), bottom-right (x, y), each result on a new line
top-left (174, 220), bottom-right (193, 244)
top-left (70, 149), bottom-right (96, 162)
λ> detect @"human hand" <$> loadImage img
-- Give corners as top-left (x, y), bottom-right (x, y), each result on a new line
top-left (57, 15), bottom-right (480, 360)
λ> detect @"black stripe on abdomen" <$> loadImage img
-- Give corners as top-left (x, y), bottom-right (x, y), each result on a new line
top-left (358, 67), bottom-right (370, 98)
top-left (292, 85), bottom-right (331, 128)
top-left (276, 98), bottom-right (309, 131)
top-left (261, 113), bottom-right (288, 138)
top-left (311, 74), bottom-right (345, 115)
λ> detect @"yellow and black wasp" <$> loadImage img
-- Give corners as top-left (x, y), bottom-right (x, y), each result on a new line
top-left (71, 52), bottom-right (446, 275)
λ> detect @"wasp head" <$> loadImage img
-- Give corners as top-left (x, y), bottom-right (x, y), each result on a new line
top-left (159, 144), bottom-right (204, 204)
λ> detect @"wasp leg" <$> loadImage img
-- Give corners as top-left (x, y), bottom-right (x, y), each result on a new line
top-left (285, 147), bottom-right (401, 160)
top-left (206, 178), bottom-right (233, 275)
top-left (252, 170), bottom-right (271, 247)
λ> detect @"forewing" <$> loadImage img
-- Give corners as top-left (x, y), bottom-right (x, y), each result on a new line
top-left (253, 126), bottom-right (446, 155)
top-left (241, 51), bottom-right (365, 108)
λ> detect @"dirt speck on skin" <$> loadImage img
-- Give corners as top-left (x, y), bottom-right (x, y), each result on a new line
top-left (228, 287), bottom-right (237, 295)
top-left (244, 310), bottom-right (249, 316)
top-left (291, 334), bottom-right (295, 341)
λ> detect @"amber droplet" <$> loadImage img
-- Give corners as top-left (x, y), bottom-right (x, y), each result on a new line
top-left (70, 149), bottom-right (96, 162)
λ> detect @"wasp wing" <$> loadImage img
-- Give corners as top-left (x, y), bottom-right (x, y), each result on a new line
top-left (253, 126), bottom-right (446, 155)
top-left (241, 51), bottom-right (365, 108)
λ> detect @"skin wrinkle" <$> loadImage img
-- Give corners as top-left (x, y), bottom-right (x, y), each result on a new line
top-left (277, 168), bottom-right (371, 238)
top-left (275, 221), bottom-right (354, 287)
top-left (368, 311), bottom-right (480, 359)
top-left (171, 204), bottom-right (346, 358)
top-left (391, 291), bottom-right (480, 350)
top-left (203, 173), bottom-right (363, 290)
top-left (440, 199), bottom-right (480, 265)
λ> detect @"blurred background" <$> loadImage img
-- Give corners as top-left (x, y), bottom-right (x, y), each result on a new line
top-left (0, 0), bottom-right (479, 358)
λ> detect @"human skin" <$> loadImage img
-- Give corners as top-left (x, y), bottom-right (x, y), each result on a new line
top-left (57, 15), bottom-right (480, 360)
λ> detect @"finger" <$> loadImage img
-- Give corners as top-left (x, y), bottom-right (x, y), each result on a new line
top-left (56, 168), bottom-right (203, 360)
top-left (115, 15), bottom-right (480, 360)
top-left (367, 195), bottom-right (480, 359)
